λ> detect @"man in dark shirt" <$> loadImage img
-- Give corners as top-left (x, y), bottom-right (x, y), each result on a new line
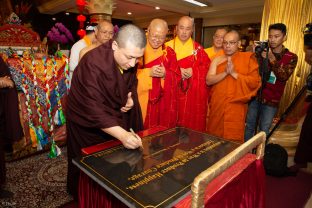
top-left (245, 23), bottom-right (298, 141)
top-left (291, 24), bottom-right (312, 171)
top-left (66, 24), bottom-right (146, 200)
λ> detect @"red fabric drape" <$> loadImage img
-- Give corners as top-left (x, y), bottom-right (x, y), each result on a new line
top-left (174, 156), bottom-right (265, 208)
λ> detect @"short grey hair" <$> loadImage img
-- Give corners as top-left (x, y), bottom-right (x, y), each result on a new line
top-left (114, 24), bottom-right (146, 49)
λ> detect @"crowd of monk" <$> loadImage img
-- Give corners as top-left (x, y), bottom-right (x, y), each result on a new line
top-left (0, 16), bottom-right (304, 200)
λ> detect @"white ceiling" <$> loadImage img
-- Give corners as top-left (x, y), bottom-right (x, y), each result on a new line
top-left (39, 0), bottom-right (264, 21)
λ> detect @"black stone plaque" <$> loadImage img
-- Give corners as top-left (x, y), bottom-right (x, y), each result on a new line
top-left (73, 127), bottom-right (240, 208)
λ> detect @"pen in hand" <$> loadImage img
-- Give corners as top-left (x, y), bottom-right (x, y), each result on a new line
top-left (130, 128), bottom-right (144, 150)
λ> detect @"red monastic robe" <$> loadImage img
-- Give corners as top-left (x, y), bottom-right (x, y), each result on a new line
top-left (207, 52), bottom-right (261, 143)
top-left (166, 37), bottom-right (211, 132)
top-left (137, 43), bottom-right (179, 129)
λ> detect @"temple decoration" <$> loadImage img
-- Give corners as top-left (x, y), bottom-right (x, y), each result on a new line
top-left (47, 22), bottom-right (74, 54)
top-left (76, 0), bottom-right (86, 39)
top-left (0, 17), bottom-right (67, 158)
top-left (86, 0), bottom-right (115, 24)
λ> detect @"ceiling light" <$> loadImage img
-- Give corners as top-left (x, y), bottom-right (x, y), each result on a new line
top-left (127, 12), bottom-right (132, 15)
top-left (183, 0), bottom-right (207, 7)
top-left (155, 6), bottom-right (160, 10)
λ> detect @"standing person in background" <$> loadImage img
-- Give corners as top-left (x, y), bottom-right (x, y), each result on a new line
top-left (0, 57), bottom-right (24, 198)
top-left (244, 23), bottom-right (298, 141)
top-left (69, 24), bottom-right (96, 82)
top-left (165, 16), bottom-right (211, 132)
top-left (66, 24), bottom-right (146, 200)
top-left (79, 20), bottom-right (114, 60)
top-left (206, 30), bottom-right (261, 143)
top-left (137, 18), bottom-right (179, 129)
top-left (205, 28), bottom-right (227, 60)
top-left (204, 27), bottom-right (227, 131)
top-left (290, 24), bottom-right (312, 172)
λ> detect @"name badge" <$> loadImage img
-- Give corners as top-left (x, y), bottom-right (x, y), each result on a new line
top-left (267, 71), bottom-right (276, 84)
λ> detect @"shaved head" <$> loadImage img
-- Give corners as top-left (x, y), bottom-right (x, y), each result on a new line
top-left (149, 18), bottom-right (168, 33)
top-left (178, 16), bottom-right (194, 27)
top-left (226, 30), bottom-right (241, 41)
top-left (148, 18), bottom-right (168, 49)
top-left (223, 30), bottom-right (241, 56)
top-left (176, 16), bottom-right (194, 43)
top-left (114, 24), bottom-right (146, 49)
top-left (95, 20), bottom-right (114, 44)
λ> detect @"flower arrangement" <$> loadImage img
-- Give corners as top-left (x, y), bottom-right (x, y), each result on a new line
top-left (47, 23), bottom-right (74, 52)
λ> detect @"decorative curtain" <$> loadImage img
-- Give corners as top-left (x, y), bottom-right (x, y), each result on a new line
top-left (260, 0), bottom-right (312, 116)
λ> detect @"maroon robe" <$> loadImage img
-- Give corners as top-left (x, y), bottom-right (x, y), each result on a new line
top-left (294, 101), bottom-right (312, 164)
top-left (66, 40), bottom-right (143, 199)
top-left (0, 57), bottom-right (24, 186)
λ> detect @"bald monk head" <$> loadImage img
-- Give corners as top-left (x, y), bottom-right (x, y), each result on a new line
top-left (112, 24), bottom-right (146, 70)
top-left (94, 20), bottom-right (114, 44)
top-left (147, 18), bottom-right (168, 49)
top-left (223, 30), bottom-right (241, 56)
top-left (213, 28), bottom-right (228, 50)
top-left (176, 16), bottom-right (194, 44)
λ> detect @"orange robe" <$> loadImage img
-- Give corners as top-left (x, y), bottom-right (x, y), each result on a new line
top-left (207, 52), bottom-right (261, 143)
top-left (166, 37), bottom-right (211, 132)
top-left (137, 42), bottom-right (179, 129)
top-left (205, 46), bottom-right (224, 60)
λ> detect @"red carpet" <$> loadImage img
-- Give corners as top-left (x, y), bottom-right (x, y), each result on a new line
top-left (265, 170), bottom-right (312, 208)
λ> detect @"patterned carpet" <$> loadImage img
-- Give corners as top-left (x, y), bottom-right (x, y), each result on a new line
top-left (0, 147), bottom-right (72, 208)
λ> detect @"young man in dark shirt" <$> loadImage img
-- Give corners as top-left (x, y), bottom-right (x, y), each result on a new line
top-left (244, 23), bottom-right (298, 141)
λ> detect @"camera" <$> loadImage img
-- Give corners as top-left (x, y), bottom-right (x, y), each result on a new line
top-left (255, 40), bottom-right (269, 54)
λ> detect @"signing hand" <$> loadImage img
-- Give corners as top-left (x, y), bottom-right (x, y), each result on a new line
top-left (119, 131), bottom-right (143, 149)
top-left (120, 92), bottom-right (134, 112)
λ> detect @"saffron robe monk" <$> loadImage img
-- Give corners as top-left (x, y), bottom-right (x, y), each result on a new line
top-left (66, 25), bottom-right (146, 200)
top-left (205, 28), bottom-right (227, 60)
top-left (165, 16), bottom-right (211, 132)
top-left (206, 30), bottom-right (261, 143)
top-left (137, 19), bottom-right (179, 129)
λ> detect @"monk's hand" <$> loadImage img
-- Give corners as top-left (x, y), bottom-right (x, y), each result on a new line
top-left (150, 65), bottom-right (164, 78)
top-left (157, 64), bottom-right (166, 78)
top-left (120, 131), bottom-right (143, 149)
top-left (121, 92), bottom-right (134, 112)
top-left (181, 67), bottom-right (192, 79)
top-left (226, 57), bottom-right (238, 79)
top-left (225, 57), bottom-right (233, 74)
top-left (0, 76), bottom-right (14, 88)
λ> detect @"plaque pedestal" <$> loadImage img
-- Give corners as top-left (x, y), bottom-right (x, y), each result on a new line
top-left (74, 127), bottom-right (265, 208)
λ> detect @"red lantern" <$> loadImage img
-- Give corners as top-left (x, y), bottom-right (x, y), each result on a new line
top-left (77, 29), bottom-right (86, 39)
top-left (77, 14), bottom-right (86, 22)
top-left (76, 0), bottom-right (85, 6)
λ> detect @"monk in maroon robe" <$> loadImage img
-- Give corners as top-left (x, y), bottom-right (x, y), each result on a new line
top-left (291, 32), bottom-right (312, 171)
top-left (0, 56), bottom-right (23, 198)
top-left (66, 24), bottom-right (146, 200)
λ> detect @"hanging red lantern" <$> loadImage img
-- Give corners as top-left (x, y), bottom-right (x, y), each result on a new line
top-left (76, 0), bottom-right (85, 6)
top-left (77, 29), bottom-right (86, 38)
top-left (77, 14), bottom-right (86, 22)
top-left (76, 0), bottom-right (86, 13)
